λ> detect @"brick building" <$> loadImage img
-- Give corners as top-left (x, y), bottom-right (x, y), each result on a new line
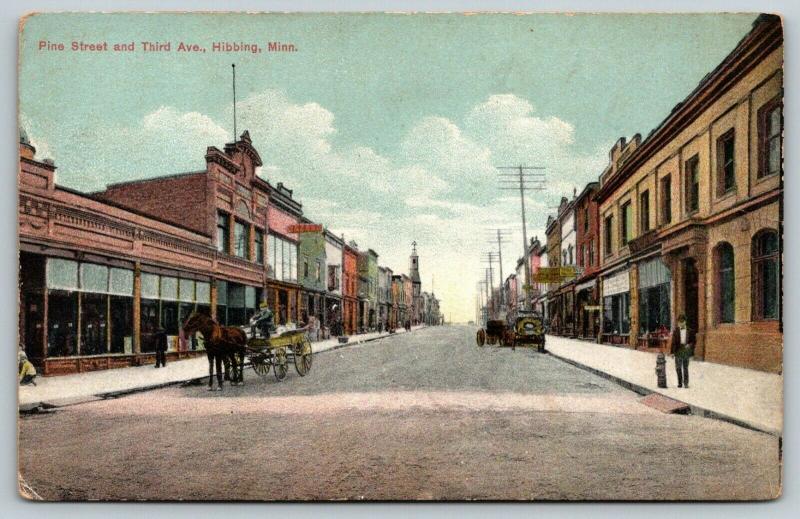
top-left (595, 15), bottom-right (783, 372)
top-left (574, 182), bottom-right (601, 340)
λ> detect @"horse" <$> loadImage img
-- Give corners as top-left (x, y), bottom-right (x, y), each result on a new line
top-left (182, 312), bottom-right (247, 390)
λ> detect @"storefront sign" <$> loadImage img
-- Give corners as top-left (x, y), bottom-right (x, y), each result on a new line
top-left (287, 223), bottom-right (323, 233)
top-left (583, 305), bottom-right (602, 311)
top-left (603, 270), bottom-right (630, 296)
top-left (533, 266), bottom-right (578, 283)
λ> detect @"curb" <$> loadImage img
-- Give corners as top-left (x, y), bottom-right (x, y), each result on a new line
top-left (19, 327), bottom-right (423, 413)
top-left (547, 351), bottom-right (781, 438)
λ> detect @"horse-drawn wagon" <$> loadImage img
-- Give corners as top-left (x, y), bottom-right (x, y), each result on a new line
top-left (476, 319), bottom-right (514, 347)
top-left (246, 329), bottom-right (313, 381)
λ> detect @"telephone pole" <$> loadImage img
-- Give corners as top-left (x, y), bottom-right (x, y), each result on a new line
top-left (496, 165), bottom-right (546, 311)
top-left (485, 229), bottom-right (512, 308)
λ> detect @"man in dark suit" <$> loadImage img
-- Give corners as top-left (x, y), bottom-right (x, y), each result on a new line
top-left (154, 327), bottom-right (168, 368)
top-left (670, 314), bottom-right (695, 388)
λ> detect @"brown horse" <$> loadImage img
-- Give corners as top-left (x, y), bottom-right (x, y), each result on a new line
top-left (182, 312), bottom-right (247, 390)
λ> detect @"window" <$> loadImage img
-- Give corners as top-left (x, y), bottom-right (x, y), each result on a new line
top-left (217, 212), bottom-right (230, 254)
top-left (717, 243), bottom-right (735, 323)
top-left (685, 156), bottom-right (700, 214)
top-left (604, 215), bottom-right (613, 256)
top-left (717, 130), bottom-right (736, 195)
top-left (621, 201), bottom-right (632, 246)
top-left (568, 244), bottom-right (573, 265)
top-left (583, 206), bottom-right (589, 232)
top-left (303, 257), bottom-right (309, 279)
top-left (752, 230), bottom-right (780, 320)
top-left (660, 175), bottom-right (672, 225)
top-left (640, 190), bottom-right (650, 233)
top-left (589, 239), bottom-right (595, 266)
top-left (254, 228), bottom-right (264, 264)
top-left (759, 101), bottom-right (782, 178)
top-left (328, 265), bottom-right (340, 291)
top-left (579, 244), bottom-right (585, 267)
top-left (316, 260), bottom-right (322, 282)
top-left (233, 220), bottom-right (249, 259)
top-left (267, 235), bottom-right (298, 283)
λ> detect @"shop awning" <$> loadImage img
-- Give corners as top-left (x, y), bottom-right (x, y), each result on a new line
top-left (603, 270), bottom-right (630, 296)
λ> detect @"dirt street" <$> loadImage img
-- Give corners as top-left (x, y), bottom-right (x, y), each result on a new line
top-left (18, 325), bottom-right (781, 500)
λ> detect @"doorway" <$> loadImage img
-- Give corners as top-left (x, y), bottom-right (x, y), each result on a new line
top-left (683, 258), bottom-right (699, 333)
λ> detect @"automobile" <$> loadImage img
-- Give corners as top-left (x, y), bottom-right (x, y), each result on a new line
top-left (510, 310), bottom-right (546, 352)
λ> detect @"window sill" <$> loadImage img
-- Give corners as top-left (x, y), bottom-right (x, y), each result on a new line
top-left (715, 189), bottom-right (737, 202)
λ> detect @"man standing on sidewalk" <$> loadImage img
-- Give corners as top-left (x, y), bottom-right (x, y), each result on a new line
top-left (670, 315), bottom-right (694, 388)
top-left (154, 327), bottom-right (168, 368)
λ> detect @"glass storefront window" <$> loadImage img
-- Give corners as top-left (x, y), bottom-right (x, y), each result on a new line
top-left (109, 268), bottom-right (134, 296)
top-left (161, 301), bottom-right (180, 336)
top-left (110, 296), bottom-right (133, 354)
top-left (638, 284), bottom-right (671, 335)
top-left (160, 276), bottom-right (178, 301)
top-left (140, 299), bottom-right (159, 352)
top-left (179, 279), bottom-right (196, 302)
top-left (196, 282), bottom-right (211, 304)
top-left (80, 263), bottom-right (109, 293)
top-left (47, 258), bottom-right (79, 290)
top-left (47, 291), bottom-right (78, 357)
top-left (603, 293), bottom-right (630, 335)
top-left (141, 273), bottom-right (160, 299)
top-left (81, 292), bottom-right (107, 356)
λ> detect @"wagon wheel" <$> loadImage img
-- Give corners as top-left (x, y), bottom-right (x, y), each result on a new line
top-left (251, 353), bottom-right (270, 378)
top-left (476, 329), bottom-right (486, 347)
top-left (293, 338), bottom-right (313, 376)
top-left (273, 347), bottom-right (288, 381)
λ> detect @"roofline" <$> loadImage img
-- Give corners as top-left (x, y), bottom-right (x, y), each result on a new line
top-left (54, 185), bottom-right (213, 238)
top-left (596, 14), bottom-right (782, 203)
top-left (92, 170), bottom-right (207, 193)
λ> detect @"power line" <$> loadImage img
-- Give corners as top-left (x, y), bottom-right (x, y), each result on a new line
top-left (496, 165), bottom-right (546, 311)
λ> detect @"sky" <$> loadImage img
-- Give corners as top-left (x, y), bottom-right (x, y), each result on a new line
top-left (19, 12), bottom-right (758, 322)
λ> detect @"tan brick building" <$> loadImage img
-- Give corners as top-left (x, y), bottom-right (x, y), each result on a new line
top-left (595, 15), bottom-right (782, 372)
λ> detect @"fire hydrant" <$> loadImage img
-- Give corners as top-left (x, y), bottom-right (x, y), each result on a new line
top-left (656, 352), bottom-right (667, 388)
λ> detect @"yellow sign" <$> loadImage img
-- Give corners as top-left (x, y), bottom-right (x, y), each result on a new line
top-left (532, 266), bottom-right (577, 283)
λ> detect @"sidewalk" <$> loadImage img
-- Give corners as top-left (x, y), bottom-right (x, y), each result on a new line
top-left (18, 325), bottom-right (423, 410)
top-left (545, 335), bottom-right (783, 436)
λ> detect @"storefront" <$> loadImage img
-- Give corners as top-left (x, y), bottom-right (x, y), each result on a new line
top-left (601, 269), bottom-right (631, 345)
top-left (636, 257), bottom-right (672, 349)
top-left (215, 280), bottom-right (261, 327)
top-left (141, 271), bottom-right (211, 352)
top-left (575, 277), bottom-right (599, 341)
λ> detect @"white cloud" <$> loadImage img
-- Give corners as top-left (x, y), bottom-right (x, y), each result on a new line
top-left (24, 89), bottom-right (612, 322)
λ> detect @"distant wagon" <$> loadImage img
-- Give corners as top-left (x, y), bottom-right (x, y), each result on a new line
top-left (476, 319), bottom-right (514, 347)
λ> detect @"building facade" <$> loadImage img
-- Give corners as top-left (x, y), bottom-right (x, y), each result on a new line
top-left (574, 182), bottom-right (601, 340)
top-left (595, 15), bottom-right (782, 372)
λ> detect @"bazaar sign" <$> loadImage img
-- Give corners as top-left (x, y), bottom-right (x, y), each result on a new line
top-left (287, 223), bottom-right (323, 234)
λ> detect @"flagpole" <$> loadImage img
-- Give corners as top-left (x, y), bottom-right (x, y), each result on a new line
top-left (232, 63), bottom-right (237, 139)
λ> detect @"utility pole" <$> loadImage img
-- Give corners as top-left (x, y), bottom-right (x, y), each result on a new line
top-left (485, 229), bottom-right (511, 309)
top-left (497, 166), bottom-right (546, 311)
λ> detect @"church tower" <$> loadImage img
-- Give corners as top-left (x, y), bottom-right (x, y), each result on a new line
top-left (410, 242), bottom-right (422, 325)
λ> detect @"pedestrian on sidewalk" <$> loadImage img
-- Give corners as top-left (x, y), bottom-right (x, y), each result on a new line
top-left (18, 351), bottom-right (37, 386)
top-left (154, 327), bottom-right (168, 368)
top-left (670, 314), bottom-right (695, 388)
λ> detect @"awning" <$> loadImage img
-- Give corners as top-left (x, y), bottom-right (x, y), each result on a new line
top-left (575, 278), bottom-right (597, 292)
top-left (638, 257), bottom-right (672, 289)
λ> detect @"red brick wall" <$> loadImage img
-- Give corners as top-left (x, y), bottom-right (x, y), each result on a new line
top-left (95, 173), bottom-right (209, 236)
top-left (575, 187), bottom-right (600, 278)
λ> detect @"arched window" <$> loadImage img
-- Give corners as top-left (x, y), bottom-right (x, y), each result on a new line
top-left (716, 242), bottom-right (735, 323)
top-left (752, 230), bottom-right (780, 320)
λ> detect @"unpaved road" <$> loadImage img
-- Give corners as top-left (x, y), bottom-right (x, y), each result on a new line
top-left (18, 325), bottom-right (780, 501)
